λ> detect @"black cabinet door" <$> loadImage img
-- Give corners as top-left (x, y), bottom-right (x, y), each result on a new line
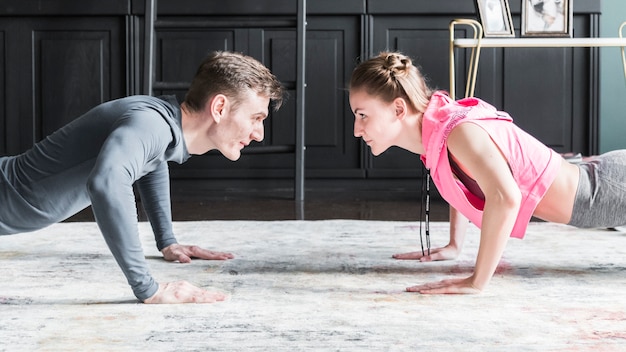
top-left (474, 15), bottom-right (595, 155)
top-left (298, 16), bottom-right (362, 179)
top-left (0, 20), bottom-right (8, 155)
top-left (0, 16), bottom-right (126, 154)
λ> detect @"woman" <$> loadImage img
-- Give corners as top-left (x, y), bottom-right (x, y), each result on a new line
top-left (349, 51), bottom-right (626, 294)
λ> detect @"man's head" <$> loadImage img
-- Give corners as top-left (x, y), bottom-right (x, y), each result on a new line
top-left (182, 52), bottom-right (284, 160)
top-left (184, 51), bottom-right (284, 114)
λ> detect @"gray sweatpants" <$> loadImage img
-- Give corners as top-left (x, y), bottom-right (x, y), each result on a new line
top-left (567, 150), bottom-right (626, 228)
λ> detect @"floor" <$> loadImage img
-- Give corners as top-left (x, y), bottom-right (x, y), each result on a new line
top-left (67, 179), bottom-right (451, 222)
top-left (6, 179), bottom-right (626, 350)
top-left (2, 220), bottom-right (626, 351)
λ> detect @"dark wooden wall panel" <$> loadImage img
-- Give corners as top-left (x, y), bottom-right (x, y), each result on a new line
top-left (36, 31), bottom-right (111, 138)
top-left (300, 16), bottom-right (361, 176)
top-left (266, 31), bottom-right (296, 147)
top-left (0, 30), bottom-right (5, 155)
top-left (0, 16), bottom-right (126, 153)
top-left (306, 37), bottom-right (341, 147)
top-left (0, 0), bottom-right (603, 184)
top-left (502, 48), bottom-right (573, 150)
top-left (156, 31), bottom-right (234, 83)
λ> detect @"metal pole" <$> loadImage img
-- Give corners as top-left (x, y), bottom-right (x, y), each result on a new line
top-left (143, 0), bottom-right (156, 96)
top-left (295, 0), bottom-right (306, 202)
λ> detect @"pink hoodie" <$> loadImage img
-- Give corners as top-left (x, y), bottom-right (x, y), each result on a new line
top-left (420, 91), bottom-right (562, 239)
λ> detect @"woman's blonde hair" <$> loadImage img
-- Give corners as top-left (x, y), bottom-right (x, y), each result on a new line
top-left (184, 51), bottom-right (284, 113)
top-left (349, 52), bottom-right (433, 113)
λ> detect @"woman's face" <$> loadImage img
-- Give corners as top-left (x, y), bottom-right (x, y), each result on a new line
top-left (349, 89), bottom-right (401, 156)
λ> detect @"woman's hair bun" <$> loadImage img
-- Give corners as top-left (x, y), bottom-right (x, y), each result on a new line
top-left (383, 53), bottom-right (412, 78)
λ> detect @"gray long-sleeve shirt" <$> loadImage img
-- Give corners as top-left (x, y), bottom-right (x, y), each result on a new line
top-left (0, 95), bottom-right (190, 301)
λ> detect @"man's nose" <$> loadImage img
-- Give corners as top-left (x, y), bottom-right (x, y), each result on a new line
top-left (252, 123), bottom-right (264, 142)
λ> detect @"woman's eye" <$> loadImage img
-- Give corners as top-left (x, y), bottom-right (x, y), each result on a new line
top-left (359, 113), bottom-right (366, 119)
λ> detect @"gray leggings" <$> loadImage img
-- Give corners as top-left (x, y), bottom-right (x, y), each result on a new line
top-left (568, 150), bottom-right (626, 228)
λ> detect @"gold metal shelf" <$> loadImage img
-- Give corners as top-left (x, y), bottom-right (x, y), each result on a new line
top-left (454, 37), bottom-right (626, 48)
top-left (449, 19), bottom-right (626, 100)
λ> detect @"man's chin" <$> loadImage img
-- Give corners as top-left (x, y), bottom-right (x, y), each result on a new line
top-left (221, 150), bottom-right (242, 161)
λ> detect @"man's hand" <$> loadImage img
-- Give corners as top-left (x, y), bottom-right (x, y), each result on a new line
top-left (161, 244), bottom-right (234, 263)
top-left (143, 280), bottom-right (228, 304)
top-left (392, 244), bottom-right (461, 262)
top-left (406, 276), bottom-right (481, 294)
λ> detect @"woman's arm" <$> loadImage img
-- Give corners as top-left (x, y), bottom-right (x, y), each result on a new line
top-left (409, 122), bottom-right (521, 293)
top-left (448, 205), bottom-right (469, 255)
top-left (392, 205), bottom-right (469, 261)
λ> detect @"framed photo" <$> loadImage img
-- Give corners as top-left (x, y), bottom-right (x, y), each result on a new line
top-left (475, 0), bottom-right (515, 37)
top-left (522, 0), bottom-right (573, 37)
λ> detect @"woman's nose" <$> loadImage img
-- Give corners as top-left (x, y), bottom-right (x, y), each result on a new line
top-left (353, 118), bottom-right (363, 137)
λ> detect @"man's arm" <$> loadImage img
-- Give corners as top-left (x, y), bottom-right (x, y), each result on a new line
top-left (136, 162), bottom-right (235, 262)
top-left (136, 162), bottom-right (177, 251)
top-left (87, 113), bottom-right (171, 301)
top-left (87, 125), bottom-right (159, 300)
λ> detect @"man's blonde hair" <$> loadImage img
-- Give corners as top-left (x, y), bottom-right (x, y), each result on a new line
top-left (184, 51), bottom-right (284, 113)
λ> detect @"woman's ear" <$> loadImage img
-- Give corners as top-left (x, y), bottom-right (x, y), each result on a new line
top-left (393, 97), bottom-right (408, 120)
top-left (208, 94), bottom-right (227, 123)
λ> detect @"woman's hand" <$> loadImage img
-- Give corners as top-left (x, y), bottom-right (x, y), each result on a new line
top-left (406, 276), bottom-right (482, 294)
top-left (143, 280), bottom-right (228, 304)
top-left (161, 243), bottom-right (234, 263)
top-left (393, 207), bottom-right (468, 262)
top-left (392, 243), bottom-right (461, 262)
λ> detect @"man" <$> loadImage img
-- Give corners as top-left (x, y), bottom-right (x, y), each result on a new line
top-left (0, 51), bottom-right (284, 304)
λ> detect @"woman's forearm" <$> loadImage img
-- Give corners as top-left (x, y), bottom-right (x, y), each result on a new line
top-left (449, 206), bottom-right (469, 250)
top-left (472, 194), bottom-right (520, 289)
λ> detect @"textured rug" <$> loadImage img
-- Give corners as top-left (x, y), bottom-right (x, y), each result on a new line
top-left (1, 220), bottom-right (625, 351)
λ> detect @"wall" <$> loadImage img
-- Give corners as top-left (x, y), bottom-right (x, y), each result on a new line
top-left (599, 0), bottom-right (626, 152)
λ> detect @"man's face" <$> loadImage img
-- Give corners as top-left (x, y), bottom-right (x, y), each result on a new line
top-left (214, 90), bottom-right (269, 161)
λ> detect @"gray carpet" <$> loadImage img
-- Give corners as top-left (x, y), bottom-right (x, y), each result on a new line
top-left (1, 220), bottom-right (625, 351)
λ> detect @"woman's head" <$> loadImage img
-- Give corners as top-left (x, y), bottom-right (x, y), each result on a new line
top-left (184, 51), bottom-right (284, 114)
top-left (349, 52), bottom-right (433, 114)
top-left (349, 52), bottom-right (432, 155)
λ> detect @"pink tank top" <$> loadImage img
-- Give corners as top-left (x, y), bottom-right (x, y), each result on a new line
top-left (420, 92), bottom-right (562, 239)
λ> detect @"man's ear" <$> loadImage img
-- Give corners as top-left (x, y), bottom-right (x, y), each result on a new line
top-left (393, 97), bottom-right (408, 120)
top-left (208, 94), bottom-right (227, 123)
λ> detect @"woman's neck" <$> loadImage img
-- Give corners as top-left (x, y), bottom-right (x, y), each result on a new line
top-left (398, 112), bottom-right (425, 155)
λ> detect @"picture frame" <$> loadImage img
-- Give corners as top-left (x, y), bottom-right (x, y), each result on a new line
top-left (522, 0), bottom-right (573, 37)
top-left (475, 0), bottom-right (515, 38)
